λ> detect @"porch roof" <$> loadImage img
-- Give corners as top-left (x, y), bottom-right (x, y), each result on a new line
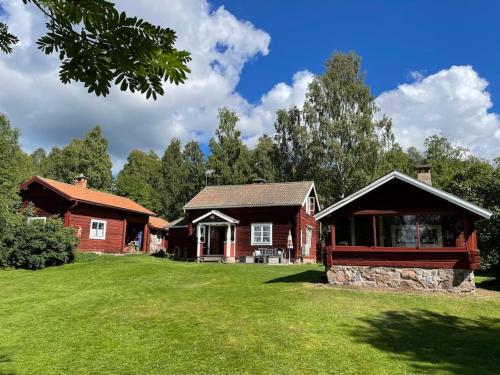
top-left (192, 210), bottom-right (239, 224)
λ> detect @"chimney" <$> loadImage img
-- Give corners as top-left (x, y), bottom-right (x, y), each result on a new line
top-left (416, 164), bottom-right (432, 186)
top-left (74, 173), bottom-right (88, 189)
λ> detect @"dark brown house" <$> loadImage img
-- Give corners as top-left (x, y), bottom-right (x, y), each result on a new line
top-left (168, 181), bottom-right (320, 263)
top-left (20, 175), bottom-right (161, 253)
top-left (315, 167), bottom-right (492, 293)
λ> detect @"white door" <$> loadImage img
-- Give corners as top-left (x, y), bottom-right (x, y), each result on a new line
top-left (305, 226), bottom-right (313, 256)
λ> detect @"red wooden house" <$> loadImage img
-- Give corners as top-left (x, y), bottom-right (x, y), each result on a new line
top-left (168, 181), bottom-right (320, 263)
top-left (315, 166), bottom-right (492, 293)
top-left (20, 175), bottom-right (164, 254)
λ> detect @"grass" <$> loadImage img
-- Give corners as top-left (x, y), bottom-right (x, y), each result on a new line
top-left (0, 256), bottom-right (499, 375)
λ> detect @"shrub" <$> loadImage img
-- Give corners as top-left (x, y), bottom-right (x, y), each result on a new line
top-left (6, 216), bottom-right (78, 270)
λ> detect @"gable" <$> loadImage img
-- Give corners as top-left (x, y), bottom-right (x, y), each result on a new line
top-left (315, 172), bottom-right (492, 220)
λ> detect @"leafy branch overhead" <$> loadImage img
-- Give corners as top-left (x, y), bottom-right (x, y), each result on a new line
top-left (1, 0), bottom-right (191, 98)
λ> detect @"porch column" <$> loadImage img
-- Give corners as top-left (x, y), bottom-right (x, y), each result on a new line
top-left (226, 224), bottom-right (231, 258)
top-left (196, 224), bottom-right (201, 258)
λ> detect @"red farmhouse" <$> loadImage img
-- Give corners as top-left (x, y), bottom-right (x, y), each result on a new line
top-left (20, 175), bottom-right (164, 253)
top-left (168, 181), bottom-right (320, 263)
top-left (316, 167), bottom-right (492, 293)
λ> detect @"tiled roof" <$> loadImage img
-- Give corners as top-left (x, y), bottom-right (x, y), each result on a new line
top-left (149, 216), bottom-right (169, 229)
top-left (184, 181), bottom-right (315, 209)
top-left (23, 176), bottom-right (155, 215)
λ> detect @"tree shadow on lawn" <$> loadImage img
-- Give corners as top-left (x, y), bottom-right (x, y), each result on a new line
top-left (265, 270), bottom-right (326, 284)
top-left (352, 309), bottom-right (500, 374)
top-left (0, 352), bottom-right (14, 375)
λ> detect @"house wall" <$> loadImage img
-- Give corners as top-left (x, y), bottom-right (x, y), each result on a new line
top-left (168, 227), bottom-right (194, 259)
top-left (182, 205), bottom-right (317, 261)
top-left (69, 204), bottom-right (148, 253)
top-left (20, 182), bottom-right (149, 253)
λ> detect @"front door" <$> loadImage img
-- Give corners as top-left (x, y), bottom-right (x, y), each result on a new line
top-left (209, 226), bottom-right (225, 255)
top-left (304, 226), bottom-right (313, 256)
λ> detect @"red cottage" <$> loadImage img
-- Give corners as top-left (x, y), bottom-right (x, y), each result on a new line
top-left (168, 181), bottom-right (320, 263)
top-left (20, 175), bottom-right (163, 254)
top-left (315, 167), bottom-right (492, 293)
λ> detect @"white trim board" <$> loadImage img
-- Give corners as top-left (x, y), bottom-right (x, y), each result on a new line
top-left (314, 171), bottom-right (492, 220)
top-left (192, 210), bottom-right (239, 224)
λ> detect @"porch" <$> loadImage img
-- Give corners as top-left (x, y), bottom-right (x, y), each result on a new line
top-left (194, 210), bottom-right (239, 262)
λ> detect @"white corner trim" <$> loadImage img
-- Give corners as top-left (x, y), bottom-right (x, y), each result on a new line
top-left (315, 171), bottom-right (492, 220)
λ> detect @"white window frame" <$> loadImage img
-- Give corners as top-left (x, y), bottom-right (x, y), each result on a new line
top-left (306, 197), bottom-right (316, 216)
top-left (89, 219), bottom-right (107, 240)
top-left (155, 232), bottom-right (162, 245)
top-left (251, 223), bottom-right (273, 246)
top-left (28, 216), bottom-right (46, 224)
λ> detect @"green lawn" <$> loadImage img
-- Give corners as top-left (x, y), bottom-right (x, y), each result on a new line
top-left (1, 255), bottom-right (499, 375)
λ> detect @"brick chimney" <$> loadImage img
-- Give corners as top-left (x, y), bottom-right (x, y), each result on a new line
top-left (416, 164), bottom-right (432, 186)
top-left (74, 173), bottom-right (88, 189)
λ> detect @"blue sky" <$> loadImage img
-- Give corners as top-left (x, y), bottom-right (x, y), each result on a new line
top-left (212, 0), bottom-right (500, 109)
top-left (0, 0), bottom-right (499, 170)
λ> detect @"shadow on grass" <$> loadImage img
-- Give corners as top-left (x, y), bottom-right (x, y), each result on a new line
top-left (475, 271), bottom-right (500, 292)
top-left (353, 309), bottom-right (500, 374)
top-left (265, 270), bottom-right (326, 284)
top-left (0, 353), bottom-right (14, 375)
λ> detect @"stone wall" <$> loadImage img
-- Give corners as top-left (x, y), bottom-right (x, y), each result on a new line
top-left (326, 265), bottom-right (475, 294)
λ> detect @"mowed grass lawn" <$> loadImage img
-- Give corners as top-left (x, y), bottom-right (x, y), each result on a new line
top-left (1, 256), bottom-right (500, 375)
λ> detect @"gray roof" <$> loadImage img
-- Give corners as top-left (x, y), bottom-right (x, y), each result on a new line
top-left (184, 181), bottom-right (318, 210)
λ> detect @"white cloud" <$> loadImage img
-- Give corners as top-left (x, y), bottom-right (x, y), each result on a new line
top-left (377, 66), bottom-right (500, 160)
top-left (1, 0), bottom-right (498, 175)
top-left (0, 0), bottom-right (309, 172)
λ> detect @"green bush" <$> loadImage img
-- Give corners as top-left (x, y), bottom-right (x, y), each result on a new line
top-left (5, 216), bottom-right (78, 270)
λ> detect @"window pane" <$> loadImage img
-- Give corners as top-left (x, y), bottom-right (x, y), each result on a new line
top-left (335, 217), bottom-right (373, 246)
top-left (418, 215), bottom-right (461, 248)
top-left (377, 215), bottom-right (417, 247)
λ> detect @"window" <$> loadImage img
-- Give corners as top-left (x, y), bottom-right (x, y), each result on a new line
top-left (251, 223), bottom-right (272, 246)
top-left (199, 226), bottom-right (205, 243)
top-left (306, 197), bottom-right (316, 215)
top-left (335, 216), bottom-right (374, 246)
top-left (155, 233), bottom-right (162, 245)
top-left (27, 216), bottom-right (46, 224)
top-left (89, 219), bottom-right (107, 240)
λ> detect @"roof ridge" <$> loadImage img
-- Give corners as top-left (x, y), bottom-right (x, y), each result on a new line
top-left (203, 180), bottom-right (314, 189)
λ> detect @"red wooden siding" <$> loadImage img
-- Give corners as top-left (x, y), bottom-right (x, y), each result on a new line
top-left (170, 203), bottom-right (318, 260)
top-left (318, 179), bottom-right (484, 270)
top-left (20, 181), bottom-right (150, 253)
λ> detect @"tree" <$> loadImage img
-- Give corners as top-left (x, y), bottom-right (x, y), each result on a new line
top-left (208, 108), bottom-right (252, 185)
top-left (30, 148), bottom-right (47, 175)
top-left (0, 0), bottom-right (190, 98)
top-left (273, 107), bottom-right (312, 182)
top-left (303, 51), bottom-right (394, 204)
top-left (250, 134), bottom-right (275, 182)
top-left (181, 141), bottom-right (206, 203)
top-left (160, 139), bottom-right (186, 219)
top-left (0, 114), bottom-right (33, 207)
top-left (422, 135), bottom-right (500, 270)
top-left (43, 126), bottom-right (112, 190)
top-left (115, 150), bottom-right (162, 212)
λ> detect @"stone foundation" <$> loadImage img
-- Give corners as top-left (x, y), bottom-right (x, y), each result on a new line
top-left (327, 265), bottom-right (475, 294)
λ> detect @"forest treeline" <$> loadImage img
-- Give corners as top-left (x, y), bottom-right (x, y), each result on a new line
top-left (1, 52), bottom-right (498, 269)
